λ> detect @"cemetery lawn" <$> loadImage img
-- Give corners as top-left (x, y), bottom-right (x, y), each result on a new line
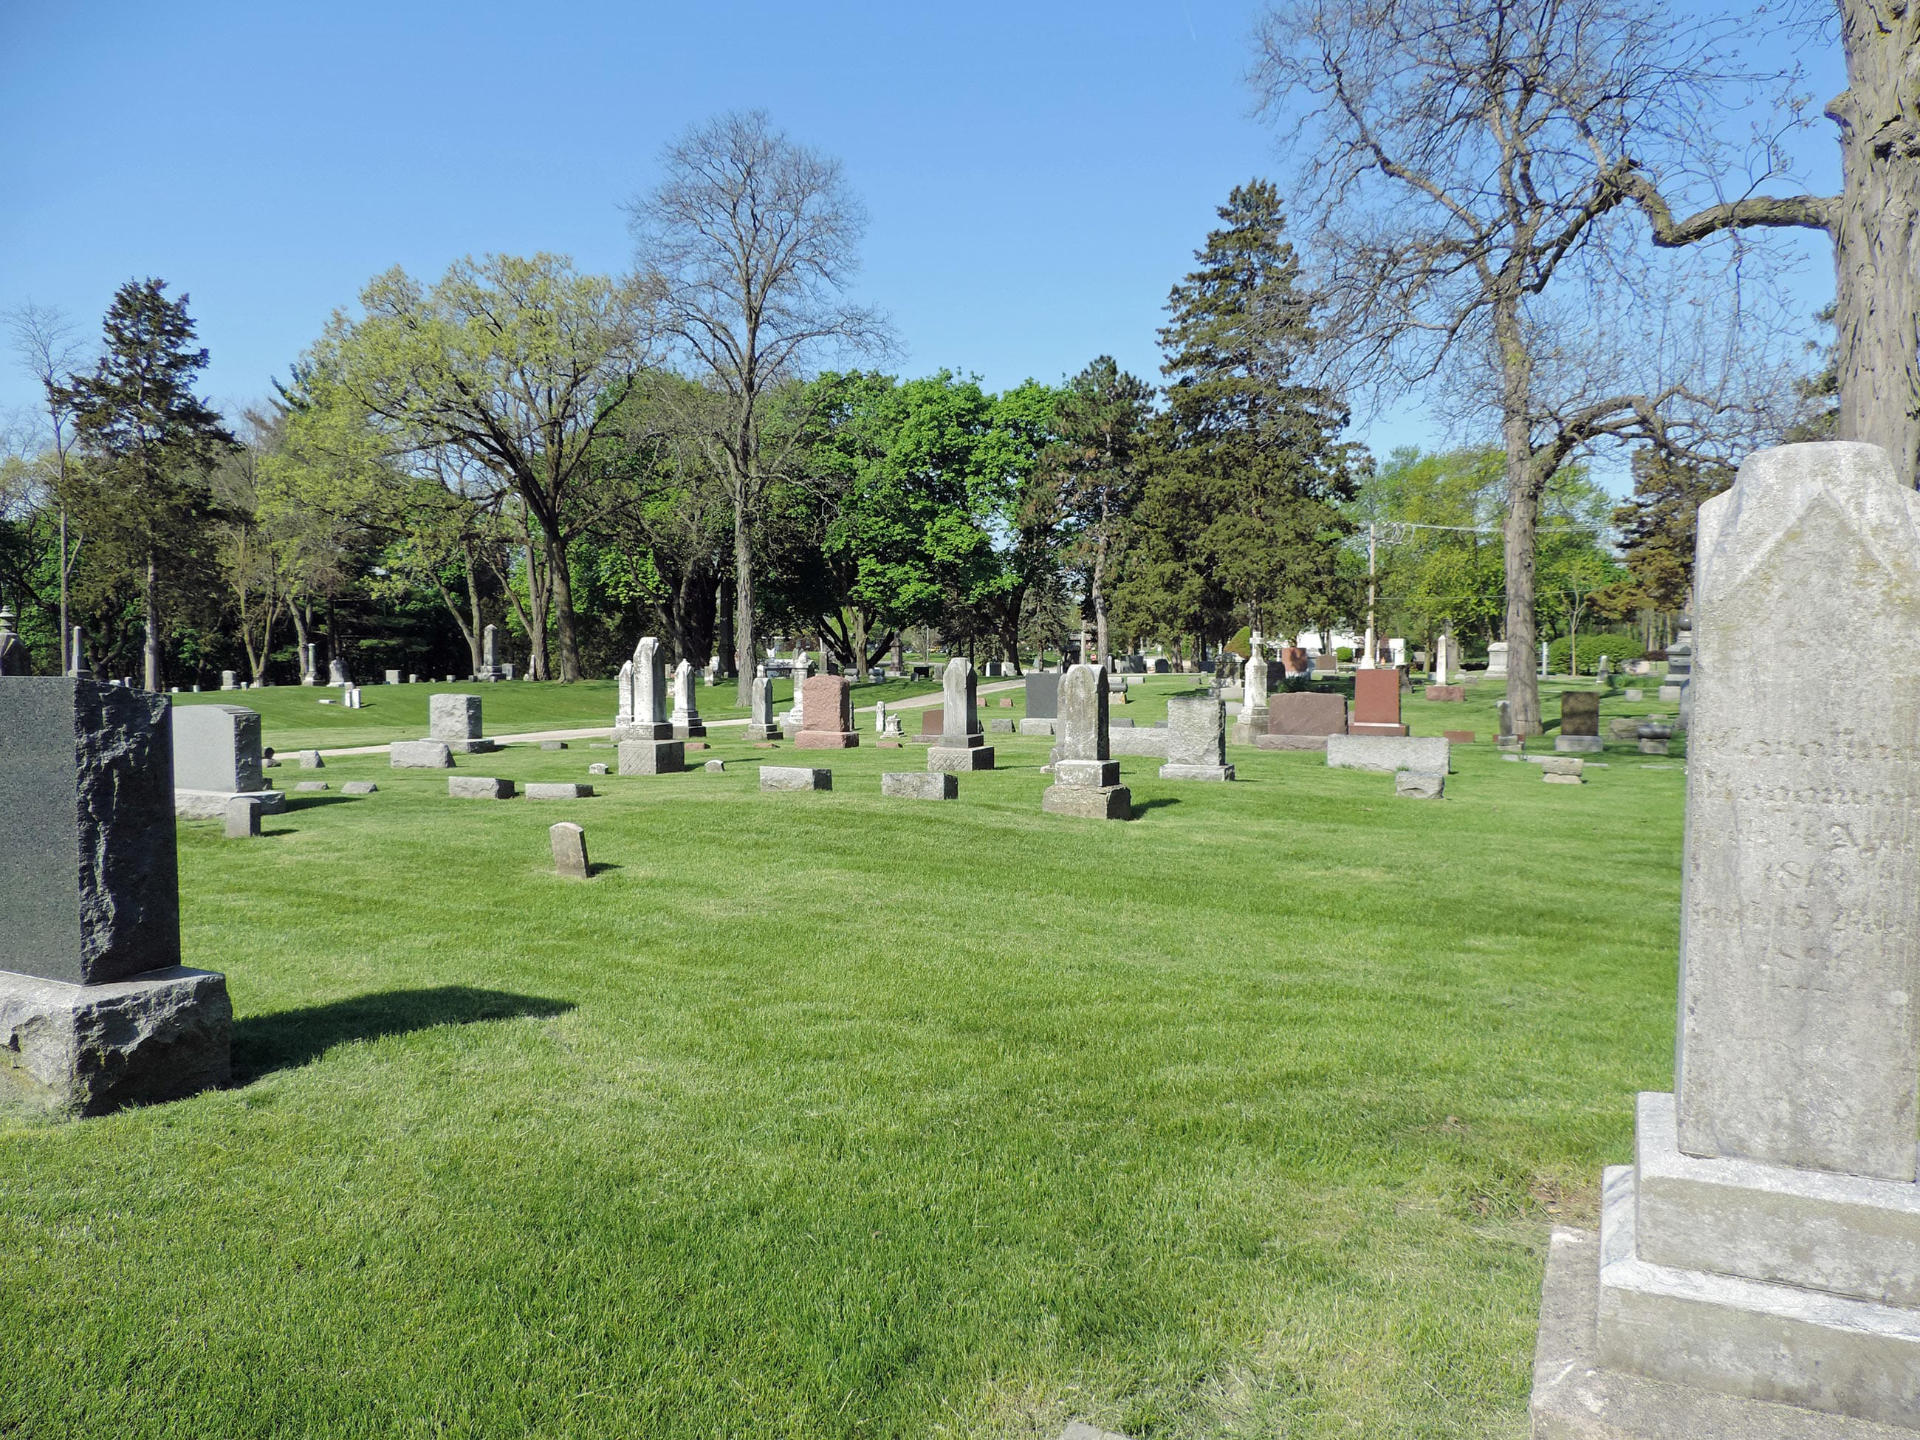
top-left (0, 681), bottom-right (1684, 1439)
top-left (171, 674), bottom-right (954, 753)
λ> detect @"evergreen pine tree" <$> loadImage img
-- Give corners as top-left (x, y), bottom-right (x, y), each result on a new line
top-left (58, 279), bottom-right (234, 689)
top-left (1145, 181), bottom-right (1359, 643)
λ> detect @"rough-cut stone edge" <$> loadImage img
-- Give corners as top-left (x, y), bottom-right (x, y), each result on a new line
top-left (759, 766), bottom-right (831, 791)
top-left (524, 783), bottom-right (593, 800)
top-left (390, 740), bottom-right (454, 769)
top-left (927, 745), bottom-right (995, 772)
top-left (1253, 733), bottom-right (1331, 751)
top-left (0, 966), bottom-right (231, 1120)
top-left (1530, 1227), bottom-right (1906, 1438)
top-left (1326, 734), bottom-right (1450, 775)
top-left (174, 788), bottom-right (286, 820)
top-left (881, 772), bottom-right (958, 799)
top-left (1556, 735), bottom-right (1607, 753)
top-left (1041, 784), bottom-right (1132, 820)
top-left (448, 776), bottom-right (515, 799)
top-left (1158, 763), bottom-right (1233, 781)
top-left (616, 739), bottom-right (686, 776)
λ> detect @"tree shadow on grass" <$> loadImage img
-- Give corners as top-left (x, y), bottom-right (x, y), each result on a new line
top-left (232, 986), bottom-right (575, 1083)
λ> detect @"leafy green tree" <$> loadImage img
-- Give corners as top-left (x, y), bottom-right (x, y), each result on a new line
top-left (773, 370), bottom-right (999, 677)
top-left (57, 279), bottom-right (234, 689)
top-left (310, 253), bottom-right (651, 681)
top-left (973, 380), bottom-right (1064, 670)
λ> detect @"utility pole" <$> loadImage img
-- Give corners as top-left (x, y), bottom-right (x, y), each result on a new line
top-left (1360, 521), bottom-right (1378, 668)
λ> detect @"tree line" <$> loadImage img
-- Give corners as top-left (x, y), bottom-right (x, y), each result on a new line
top-left (3, 0), bottom-right (1908, 734)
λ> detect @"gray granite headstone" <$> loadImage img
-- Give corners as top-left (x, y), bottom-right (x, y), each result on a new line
top-left (0, 679), bottom-right (181, 985)
top-left (171, 704), bottom-right (264, 794)
top-left (224, 795), bottom-right (261, 837)
top-left (1160, 696), bottom-right (1232, 781)
top-left (1042, 664), bottom-right (1129, 819)
top-left (1024, 672), bottom-right (1060, 720)
top-left (670, 658), bottom-right (706, 738)
top-left (429, 694), bottom-right (483, 742)
top-left (745, 665), bottom-right (778, 741)
top-left (929, 657), bottom-right (993, 772)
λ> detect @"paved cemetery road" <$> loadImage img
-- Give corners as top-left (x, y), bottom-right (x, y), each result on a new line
top-left (308, 678), bottom-right (1029, 757)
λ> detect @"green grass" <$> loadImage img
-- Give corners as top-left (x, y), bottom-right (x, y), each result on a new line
top-left (1, 684), bottom-right (1686, 1438)
top-left (171, 674), bottom-right (975, 752)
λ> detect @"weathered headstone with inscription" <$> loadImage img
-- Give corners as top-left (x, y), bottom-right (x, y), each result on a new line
top-left (1530, 442), bottom-right (1920, 1436)
top-left (616, 637), bottom-right (685, 774)
top-left (1041, 664), bottom-right (1131, 821)
top-left (670, 659), bottom-right (706, 739)
top-left (928, 657), bottom-right (993, 771)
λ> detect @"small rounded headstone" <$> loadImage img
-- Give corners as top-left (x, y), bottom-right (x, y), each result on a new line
top-left (704, 759), bottom-right (726, 773)
top-left (550, 821), bottom-right (590, 879)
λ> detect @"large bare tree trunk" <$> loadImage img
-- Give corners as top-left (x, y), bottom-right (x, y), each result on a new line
top-left (142, 554), bottom-right (160, 691)
top-left (1830, 3), bottom-right (1920, 482)
top-left (1496, 291), bottom-right (1546, 735)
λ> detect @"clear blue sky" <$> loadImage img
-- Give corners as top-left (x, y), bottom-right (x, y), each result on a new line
top-left (0, 0), bottom-right (1842, 473)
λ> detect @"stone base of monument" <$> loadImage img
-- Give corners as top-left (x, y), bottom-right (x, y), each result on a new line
top-left (1350, 721), bottom-right (1409, 736)
top-left (1042, 783), bottom-right (1132, 820)
top-left (1639, 738), bottom-right (1671, 755)
top-left (882, 772), bottom-right (957, 800)
top-left (441, 737), bottom-right (499, 754)
top-left (449, 776), bottom-right (515, 799)
top-left (744, 724), bottom-right (780, 741)
top-left (1159, 762), bottom-right (1233, 781)
top-left (1530, 1227), bottom-right (1907, 1439)
top-left (0, 967), bottom-right (232, 1119)
top-left (617, 739), bottom-right (686, 775)
top-left (1556, 735), bottom-right (1605, 753)
top-left (794, 730), bottom-right (860, 749)
top-left (390, 740), bottom-right (454, 768)
top-left (1018, 718), bottom-right (1056, 737)
top-left (1657, 683), bottom-right (1683, 701)
top-left (174, 788), bottom-right (287, 821)
top-left (761, 766), bottom-right (831, 792)
top-left (1230, 704), bottom-right (1269, 745)
top-left (1327, 735), bottom-right (1451, 775)
top-left (928, 744), bottom-right (995, 772)
top-left (1107, 728), bottom-right (1168, 758)
top-left (1254, 733), bottom-right (1333, 751)
top-left (673, 724), bottom-right (707, 739)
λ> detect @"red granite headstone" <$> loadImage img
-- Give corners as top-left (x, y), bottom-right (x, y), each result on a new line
top-left (1443, 729), bottom-right (1475, 744)
top-left (1351, 668), bottom-right (1408, 736)
top-left (1256, 692), bottom-right (1349, 750)
top-left (1424, 684), bottom-right (1465, 702)
top-left (795, 674), bottom-right (859, 748)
